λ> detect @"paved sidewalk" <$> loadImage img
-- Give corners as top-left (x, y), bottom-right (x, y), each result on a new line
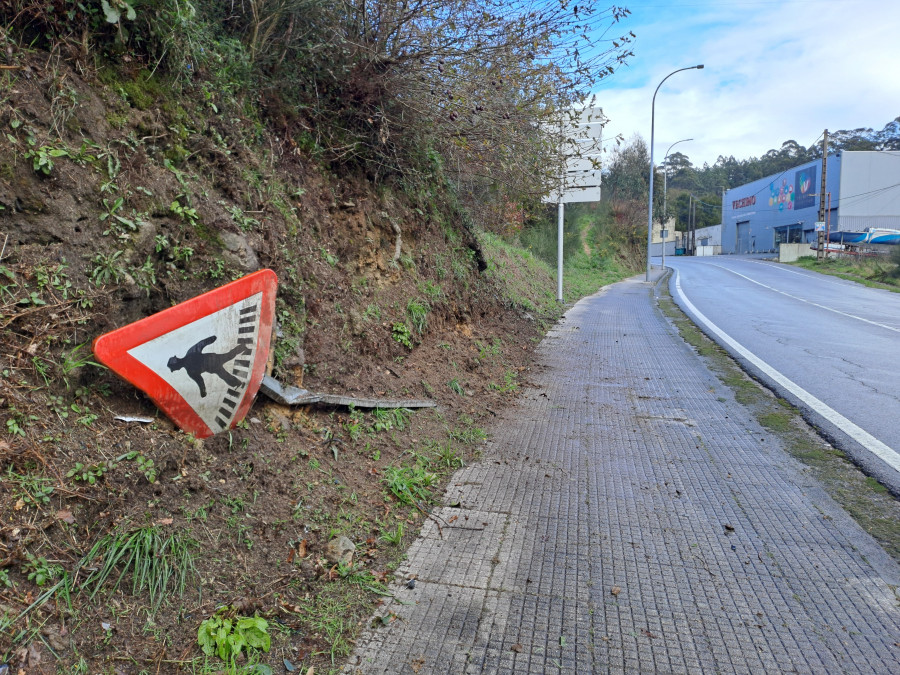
top-left (344, 274), bottom-right (900, 674)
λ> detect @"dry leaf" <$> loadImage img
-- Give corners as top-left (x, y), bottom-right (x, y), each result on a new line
top-left (447, 515), bottom-right (458, 524)
top-left (611, 586), bottom-right (621, 596)
top-left (155, 518), bottom-right (173, 526)
top-left (56, 510), bottom-right (75, 524)
top-left (510, 643), bottom-right (524, 653)
top-left (14, 498), bottom-right (25, 511)
top-left (297, 539), bottom-right (307, 557)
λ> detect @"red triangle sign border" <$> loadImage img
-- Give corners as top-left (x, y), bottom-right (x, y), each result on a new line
top-left (93, 269), bottom-right (278, 438)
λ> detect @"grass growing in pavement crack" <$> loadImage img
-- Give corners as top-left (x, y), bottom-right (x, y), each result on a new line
top-left (656, 280), bottom-right (900, 564)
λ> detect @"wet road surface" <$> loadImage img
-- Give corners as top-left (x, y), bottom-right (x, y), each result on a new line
top-left (666, 255), bottom-right (900, 493)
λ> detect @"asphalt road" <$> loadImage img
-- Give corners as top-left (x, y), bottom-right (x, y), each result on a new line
top-left (662, 254), bottom-right (900, 492)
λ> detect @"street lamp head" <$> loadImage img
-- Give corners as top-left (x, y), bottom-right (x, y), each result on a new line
top-left (695, 64), bottom-right (704, 69)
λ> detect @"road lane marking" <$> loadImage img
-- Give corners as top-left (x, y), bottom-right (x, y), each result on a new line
top-left (707, 263), bottom-right (900, 334)
top-left (743, 258), bottom-right (854, 287)
top-left (672, 269), bottom-right (900, 474)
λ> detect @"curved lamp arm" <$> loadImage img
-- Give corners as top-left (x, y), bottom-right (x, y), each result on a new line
top-left (646, 65), bottom-right (704, 280)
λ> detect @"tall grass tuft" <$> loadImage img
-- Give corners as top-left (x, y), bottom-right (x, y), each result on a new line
top-left (83, 525), bottom-right (198, 613)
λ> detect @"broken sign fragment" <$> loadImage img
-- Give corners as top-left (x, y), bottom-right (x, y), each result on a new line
top-left (260, 375), bottom-right (435, 410)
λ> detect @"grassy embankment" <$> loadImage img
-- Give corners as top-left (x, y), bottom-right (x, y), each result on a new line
top-left (505, 201), bottom-right (641, 303)
top-left (789, 253), bottom-right (900, 292)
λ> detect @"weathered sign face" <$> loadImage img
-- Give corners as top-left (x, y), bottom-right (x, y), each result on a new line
top-left (93, 269), bottom-right (278, 438)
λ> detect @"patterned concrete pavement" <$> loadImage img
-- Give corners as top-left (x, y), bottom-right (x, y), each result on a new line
top-left (343, 274), bottom-right (900, 674)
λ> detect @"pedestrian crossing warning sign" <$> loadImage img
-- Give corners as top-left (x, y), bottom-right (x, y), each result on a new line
top-left (93, 269), bottom-right (278, 438)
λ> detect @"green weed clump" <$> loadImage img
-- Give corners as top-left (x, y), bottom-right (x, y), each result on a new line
top-left (383, 464), bottom-right (438, 505)
top-left (197, 609), bottom-right (271, 665)
top-left (82, 525), bottom-right (198, 613)
top-left (406, 298), bottom-right (430, 335)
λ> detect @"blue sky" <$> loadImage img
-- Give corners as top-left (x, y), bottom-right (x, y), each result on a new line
top-left (593, 0), bottom-right (900, 168)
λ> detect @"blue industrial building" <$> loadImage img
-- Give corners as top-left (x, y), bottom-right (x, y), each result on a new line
top-left (721, 151), bottom-right (900, 253)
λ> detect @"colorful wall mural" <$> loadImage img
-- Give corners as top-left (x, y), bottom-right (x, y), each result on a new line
top-left (768, 177), bottom-right (794, 211)
top-left (794, 166), bottom-right (817, 210)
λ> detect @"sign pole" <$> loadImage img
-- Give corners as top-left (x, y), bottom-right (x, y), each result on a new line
top-left (557, 200), bottom-right (564, 302)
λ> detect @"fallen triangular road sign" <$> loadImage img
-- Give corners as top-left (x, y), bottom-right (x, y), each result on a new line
top-left (93, 269), bottom-right (278, 438)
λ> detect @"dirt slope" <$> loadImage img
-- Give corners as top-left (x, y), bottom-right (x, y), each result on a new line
top-left (0, 47), bottom-right (559, 673)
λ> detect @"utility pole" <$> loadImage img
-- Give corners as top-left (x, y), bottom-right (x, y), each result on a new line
top-left (817, 129), bottom-right (829, 260)
top-left (691, 195), bottom-right (697, 255)
top-left (688, 194), bottom-right (694, 255)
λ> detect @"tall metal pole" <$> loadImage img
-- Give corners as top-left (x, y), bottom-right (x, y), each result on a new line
top-left (557, 200), bottom-right (564, 301)
top-left (557, 117), bottom-right (565, 302)
top-left (646, 65), bottom-right (704, 281)
top-left (662, 138), bottom-right (692, 272)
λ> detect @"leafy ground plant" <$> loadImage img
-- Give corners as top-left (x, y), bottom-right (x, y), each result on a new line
top-left (197, 608), bottom-right (271, 665)
top-left (391, 321), bottom-right (413, 348)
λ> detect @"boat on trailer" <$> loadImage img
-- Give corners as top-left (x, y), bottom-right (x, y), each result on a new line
top-left (828, 228), bottom-right (900, 245)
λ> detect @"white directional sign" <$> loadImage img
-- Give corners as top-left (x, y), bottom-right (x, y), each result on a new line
top-left (543, 106), bottom-right (606, 204)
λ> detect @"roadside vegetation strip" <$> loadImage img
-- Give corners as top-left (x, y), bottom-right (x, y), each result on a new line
top-left (788, 251), bottom-right (900, 292)
top-left (672, 269), bottom-right (900, 474)
top-left (503, 201), bottom-right (643, 306)
top-left (657, 278), bottom-right (900, 564)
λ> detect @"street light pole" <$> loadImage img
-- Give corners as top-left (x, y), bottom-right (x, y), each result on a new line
top-left (661, 138), bottom-right (692, 271)
top-left (646, 65), bottom-right (704, 281)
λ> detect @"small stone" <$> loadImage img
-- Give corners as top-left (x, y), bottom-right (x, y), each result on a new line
top-left (406, 579), bottom-right (416, 589)
top-left (324, 536), bottom-right (355, 565)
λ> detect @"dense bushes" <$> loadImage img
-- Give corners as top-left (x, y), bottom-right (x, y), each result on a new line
top-left (1, 1), bottom-right (634, 228)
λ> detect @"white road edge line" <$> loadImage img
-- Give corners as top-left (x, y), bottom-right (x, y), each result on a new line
top-left (672, 269), bottom-right (900, 473)
top-left (742, 258), bottom-right (850, 287)
top-left (708, 264), bottom-right (900, 334)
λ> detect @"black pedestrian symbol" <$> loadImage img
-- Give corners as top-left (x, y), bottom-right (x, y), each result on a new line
top-left (167, 335), bottom-right (249, 398)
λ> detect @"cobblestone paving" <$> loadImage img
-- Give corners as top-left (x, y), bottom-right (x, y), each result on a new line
top-left (344, 275), bottom-right (900, 674)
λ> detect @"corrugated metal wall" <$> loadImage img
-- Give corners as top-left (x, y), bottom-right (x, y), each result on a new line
top-left (835, 151), bottom-right (900, 230)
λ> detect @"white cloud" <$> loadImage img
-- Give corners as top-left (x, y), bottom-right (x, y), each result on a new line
top-left (594, 1), bottom-right (900, 168)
